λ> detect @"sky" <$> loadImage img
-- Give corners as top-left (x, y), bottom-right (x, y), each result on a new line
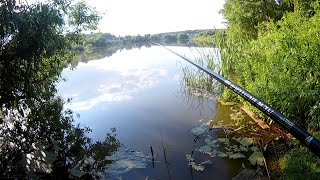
top-left (86, 0), bottom-right (226, 36)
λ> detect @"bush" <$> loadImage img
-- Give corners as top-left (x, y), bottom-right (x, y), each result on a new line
top-left (217, 5), bottom-right (320, 128)
top-left (279, 145), bottom-right (320, 180)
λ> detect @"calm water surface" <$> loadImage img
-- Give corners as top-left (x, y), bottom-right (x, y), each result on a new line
top-left (58, 46), bottom-right (242, 179)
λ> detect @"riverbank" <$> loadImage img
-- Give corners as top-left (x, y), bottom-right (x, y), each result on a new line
top-left (190, 1), bottom-right (320, 178)
top-left (219, 100), bottom-right (320, 179)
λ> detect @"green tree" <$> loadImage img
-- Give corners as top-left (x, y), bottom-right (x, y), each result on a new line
top-left (0, 0), bottom-right (124, 178)
top-left (163, 34), bottom-right (178, 44)
top-left (92, 33), bottom-right (107, 47)
top-left (221, 0), bottom-right (292, 40)
top-left (178, 33), bottom-right (189, 40)
top-left (0, 0), bottom-right (101, 108)
top-left (150, 34), bottom-right (161, 42)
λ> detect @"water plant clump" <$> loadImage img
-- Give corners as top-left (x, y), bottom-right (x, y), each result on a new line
top-left (189, 119), bottom-right (265, 170)
top-left (104, 149), bottom-right (151, 177)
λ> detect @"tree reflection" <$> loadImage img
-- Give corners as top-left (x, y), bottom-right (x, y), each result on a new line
top-left (0, 97), bottom-right (121, 179)
top-left (73, 43), bottom-right (153, 66)
top-left (0, 0), bottom-right (121, 178)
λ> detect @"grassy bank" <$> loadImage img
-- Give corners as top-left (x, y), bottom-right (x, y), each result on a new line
top-left (185, 1), bottom-right (320, 178)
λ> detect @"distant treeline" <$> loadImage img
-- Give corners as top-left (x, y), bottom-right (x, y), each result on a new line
top-left (192, 29), bottom-right (225, 46)
top-left (73, 29), bottom-right (218, 52)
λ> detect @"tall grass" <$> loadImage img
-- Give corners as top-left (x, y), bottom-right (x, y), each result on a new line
top-left (179, 47), bottom-right (221, 97)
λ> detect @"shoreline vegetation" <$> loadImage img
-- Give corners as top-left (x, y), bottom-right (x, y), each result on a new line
top-left (71, 29), bottom-right (222, 66)
top-left (3, 0), bottom-right (320, 178)
top-left (73, 29), bottom-right (213, 52)
top-left (182, 0), bottom-right (320, 179)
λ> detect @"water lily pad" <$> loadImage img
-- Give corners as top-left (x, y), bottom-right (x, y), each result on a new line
top-left (217, 151), bottom-right (228, 157)
top-left (239, 146), bottom-right (249, 152)
top-left (218, 138), bottom-right (230, 145)
top-left (188, 162), bottom-right (205, 171)
top-left (204, 138), bottom-right (219, 147)
top-left (196, 145), bottom-right (218, 157)
top-left (239, 137), bottom-right (253, 147)
top-left (248, 151), bottom-right (264, 166)
top-left (228, 152), bottom-right (245, 159)
top-left (104, 150), bottom-right (150, 176)
top-left (200, 160), bottom-right (212, 165)
top-left (191, 123), bottom-right (208, 135)
top-left (186, 154), bottom-right (194, 162)
top-left (250, 146), bottom-right (259, 152)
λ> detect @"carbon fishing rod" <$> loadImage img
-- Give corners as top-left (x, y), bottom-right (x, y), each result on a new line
top-left (155, 43), bottom-right (320, 158)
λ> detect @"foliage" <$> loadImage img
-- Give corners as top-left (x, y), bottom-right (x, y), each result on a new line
top-left (163, 34), bottom-right (177, 44)
top-left (279, 146), bottom-right (320, 180)
top-left (181, 1), bottom-right (320, 178)
top-left (177, 33), bottom-right (189, 44)
top-left (104, 150), bottom-right (151, 177)
top-left (186, 1), bottom-right (320, 129)
top-left (0, 0), bottom-right (100, 109)
top-left (0, 0), bottom-right (125, 178)
top-left (76, 29), bottom-right (217, 51)
top-left (192, 29), bottom-right (223, 46)
top-left (215, 2), bottom-right (320, 128)
top-left (220, 0), bottom-right (292, 40)
top-left (190, 121), bottom-right (265, 166)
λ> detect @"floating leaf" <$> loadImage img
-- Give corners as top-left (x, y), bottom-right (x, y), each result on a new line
top-left (217, 151), bottom-right (228, 157)
top-left (248, 151), bottom-right (264, 166)
top-left (186, 154), bottom-right (194, 162)
top-left (197, 145), bottom-right (211, 153)
top-left (239, 137), bottom-right (253, 147)
top-left (200, 160), bottom-right (212, 165)
top-left (205, 137), bottom-right (212, 144)
top-left (229, 145), bottom-right (241, 152)
top-left (251, 146), bottom-right (259, 152)
top-left (239, 146), bottom-right (249, 152)
top-left (229, 152), bottom-right (245, 159)
top-left (191, 123), bottom-right (208, 135)
top-left (189, 162), bottom-right (205, 171)
top-left (218, 138), bottom-right (230, 145)
top-left (104, 150), bottom-right (150, 176)
top-left (196, 145), bottom-right (218, 157)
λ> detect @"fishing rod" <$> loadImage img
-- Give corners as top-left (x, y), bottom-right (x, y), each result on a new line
top-left (154, 43), bottom-right (320, 158)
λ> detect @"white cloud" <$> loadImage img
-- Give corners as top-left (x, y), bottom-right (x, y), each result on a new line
top-left (64, 67), bottom-right (167, 111)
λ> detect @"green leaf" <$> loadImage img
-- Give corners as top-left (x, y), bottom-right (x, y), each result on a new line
top-left (315, 162), bottom-right (320, 173)
top-left (188, 162), bottom-right (205, 171)
top-left (239, 137), bottom-right (253, 147)
top-left (186, 154), bottom-right (194, 162)
top-left (229, 152), bottom-right (245, 159)
top-left (248, 151), bottom-right (264, 166)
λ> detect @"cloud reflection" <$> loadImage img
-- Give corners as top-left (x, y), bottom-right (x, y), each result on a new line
top-left (64, 68), bottom-right (167, 111)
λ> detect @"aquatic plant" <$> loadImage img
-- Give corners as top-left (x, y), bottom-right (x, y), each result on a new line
top-left (189, 120), bottom-right (265, 169)
top-left (104, 150), bottom-right (151, 177)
